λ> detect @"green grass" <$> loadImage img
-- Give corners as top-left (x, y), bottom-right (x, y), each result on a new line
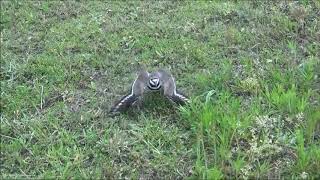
top-left (1, 1), bottom-right (320, 179)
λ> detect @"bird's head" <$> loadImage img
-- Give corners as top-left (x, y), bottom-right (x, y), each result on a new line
top-left (148, 72), bottom-right (161, 90)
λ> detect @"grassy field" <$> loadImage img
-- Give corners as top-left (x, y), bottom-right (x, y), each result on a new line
top-left (1, 1), bottom-right (320, 179)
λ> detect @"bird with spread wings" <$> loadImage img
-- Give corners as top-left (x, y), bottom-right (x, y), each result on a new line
top-left (109, 69), bottom-right (189, 116)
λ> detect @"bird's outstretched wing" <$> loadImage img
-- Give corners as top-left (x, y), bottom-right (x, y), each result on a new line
top-left (109, 93), bottom-right (138, 115)
top-left (109, 69), bottom-right (149, 115)
top-left (158, 69), bottom-right (190, 105)
top-left (168, 90), bottom-right (189, 105)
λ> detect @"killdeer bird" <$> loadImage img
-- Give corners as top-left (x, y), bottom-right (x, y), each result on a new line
top-left (109, 69), bottom-right (189, 115)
